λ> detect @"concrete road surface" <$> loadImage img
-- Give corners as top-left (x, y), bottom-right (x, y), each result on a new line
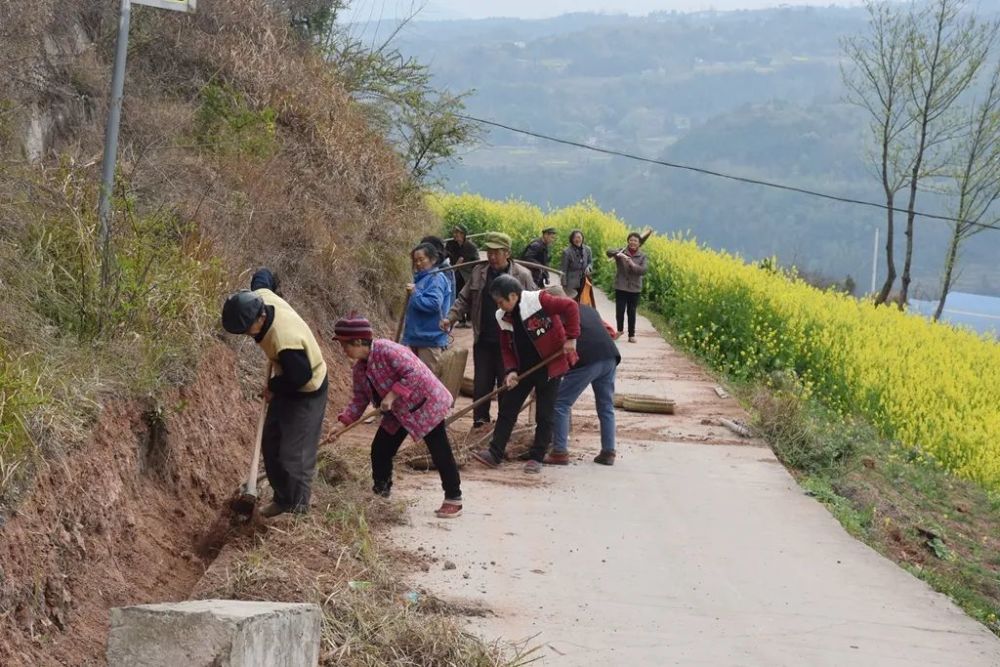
top-left (391, 290), bottom-right (1000, 666)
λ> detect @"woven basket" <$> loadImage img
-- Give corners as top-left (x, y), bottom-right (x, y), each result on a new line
top-left (621, 394), bottom-right (675, 415)
top-left (438, 347), bottom-right (469, 401)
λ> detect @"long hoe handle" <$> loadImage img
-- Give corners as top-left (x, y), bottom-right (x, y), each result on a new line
top-left (445, 351), bottom-right (563, 426)
top-left (321, 407), bottom-right (381, 447)
top-left (244, 363), bottom-right (271, 496)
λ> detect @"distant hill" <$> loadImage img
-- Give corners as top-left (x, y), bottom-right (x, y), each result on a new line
top-left (377, 7), bottom-right (1000, 296)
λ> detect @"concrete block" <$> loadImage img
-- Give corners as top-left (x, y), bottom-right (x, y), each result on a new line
top-left (107, 599), bottom-right (322, 667)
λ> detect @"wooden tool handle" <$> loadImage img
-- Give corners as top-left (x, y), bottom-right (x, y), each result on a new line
top-left (321, 407), bottom-right (381, 447)
top-left (445, 351), bottom-right (563, 426)
top-left (245, 362), bottom-right (272, 495)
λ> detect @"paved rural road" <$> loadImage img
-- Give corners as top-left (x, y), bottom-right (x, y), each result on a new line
top-left (392, 291), bottom-right (1000, 666)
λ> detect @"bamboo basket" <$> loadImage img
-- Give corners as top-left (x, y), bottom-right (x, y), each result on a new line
top-left (620, 394), bottom-right (675, 415)
top-left (437, 347), bottom-right (469, 401)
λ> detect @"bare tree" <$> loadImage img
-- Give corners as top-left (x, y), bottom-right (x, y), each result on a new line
top-left (935, 61), bottom-right (1000, 320)
top-left (898, 0), bottom-right (996, 307)
top-left (842, 1), bottom-right (915, 304)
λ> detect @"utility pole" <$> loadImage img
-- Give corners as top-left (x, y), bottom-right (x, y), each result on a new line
top-left (96, 0), bottom-right (197, 294)
top-left (870, 227), bottom-right (879, 295)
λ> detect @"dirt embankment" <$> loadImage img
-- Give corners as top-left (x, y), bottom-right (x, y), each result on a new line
top-left (0, 342), bottom-right (350, 666)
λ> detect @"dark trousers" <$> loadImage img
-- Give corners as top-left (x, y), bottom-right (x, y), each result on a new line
top-left (371, 421), bottom-right (462, 500)
top-left (473, 339), bottom-right (504, 422)
top-left (489, 369), bottom-right (562, 463)
top-left (456, 273), bottom-right (469, 322)
top-left (262, 382), bottom-right (328, 511)
top-left (615, 289), bottom-right (640, 337)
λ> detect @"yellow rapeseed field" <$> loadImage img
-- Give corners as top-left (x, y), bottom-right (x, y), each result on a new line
top-left (430, 193), bottom-right (1000, 490)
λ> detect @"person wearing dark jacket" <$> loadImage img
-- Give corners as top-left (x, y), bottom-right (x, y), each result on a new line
top-left (441, 232), bottom-right (535, 428)
top-left (222, 270), bottom-right (328, 518)
top-left (520, 227), bottom-right (557, 288)
top-left (545, 304), bottom-right (621, 466)
top-left (470, 274), bottom-right (580, 474)
top-left (559, 229), bottom-right (593, 301)
top-left (445, 225), bottom-right (480, 328)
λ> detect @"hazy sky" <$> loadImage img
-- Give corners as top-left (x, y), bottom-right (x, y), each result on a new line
top-left (342, 0), bottom-right (864, 22)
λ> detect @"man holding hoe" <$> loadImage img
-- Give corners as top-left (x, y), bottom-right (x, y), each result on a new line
top-left (221, 270), bottom-right (328, 518)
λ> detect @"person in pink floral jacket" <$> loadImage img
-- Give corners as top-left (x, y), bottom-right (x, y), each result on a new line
top-left (328, 314), bottom-right (463, 518)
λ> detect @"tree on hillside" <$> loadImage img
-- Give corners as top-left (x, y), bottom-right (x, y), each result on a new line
top-left (935, 61), bottom-right (1000, 320)
top-left (277, 0), bottom-right (479, 184)
top-left (898, 0), bottom-right (996, 307)
top-left (842, 0), bottom-right (915, 304)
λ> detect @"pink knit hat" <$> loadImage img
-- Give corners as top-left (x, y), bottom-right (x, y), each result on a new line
top-left (333, 314), bottom-right (373, 341)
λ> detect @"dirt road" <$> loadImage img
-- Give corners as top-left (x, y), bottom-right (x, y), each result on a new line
top-left (391, 291), bottom-right (1000, 666)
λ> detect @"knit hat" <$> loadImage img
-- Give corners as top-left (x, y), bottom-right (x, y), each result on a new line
top-left (333, 314), bottom-right (374, 341)
top-left (481, 232), bottom-right (512, 250)
top-left (221, 290), bottom-right (264, 334)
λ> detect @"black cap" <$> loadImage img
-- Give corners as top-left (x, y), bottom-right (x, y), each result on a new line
top-left (222, 290), bottom-right (264, 334)
top-left (542, 227), bottom-right (557, 234)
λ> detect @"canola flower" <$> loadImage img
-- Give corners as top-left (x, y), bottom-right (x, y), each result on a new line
top-left (430, 193), bottom-right (1000, 491)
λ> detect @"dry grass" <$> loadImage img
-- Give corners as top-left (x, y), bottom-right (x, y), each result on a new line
top-left (194, 447), bottom-right (540, 667)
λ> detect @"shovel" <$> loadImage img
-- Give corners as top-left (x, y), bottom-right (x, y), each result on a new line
top-left (231, 363), bottom-right (271, 519)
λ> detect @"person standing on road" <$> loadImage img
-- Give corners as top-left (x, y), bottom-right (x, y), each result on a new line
top-left (444, 225), bottom-right (479, 327)
top-left (544, 303), bottom-right (621, 466)
top-left (221, 273), bottom-right (328, 519)
top-left (329, 315), bottom-right (463, 519)
top-left (470, 274), bottom-right (580, 474)
top-left (521, 226), bottom-right (558, 289)
top-left (611, 232), bottom-right (648, 343)
top-left (559, 229), bottom-right (593, 301)
top-left (401, 242), bottom-right (451, 375)
top-left (441, 232), bottom-right (535, 429)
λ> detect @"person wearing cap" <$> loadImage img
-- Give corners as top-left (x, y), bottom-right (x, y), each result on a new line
top-left (520, 227), bottom-right (558, 289)
top-left (440, 232), bottom-right (535, 429)
top-left (469, 274), bottom-right (580, 473)
top-left (444, 225), bottom-right (479, 328)
top-left (328, 315), bottom-right (463, 518)
top-left (221, 276), bottom-right (328, 518)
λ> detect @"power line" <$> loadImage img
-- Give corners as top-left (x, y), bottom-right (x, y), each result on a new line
top-left (455, 112), bottom-right (1000, 234)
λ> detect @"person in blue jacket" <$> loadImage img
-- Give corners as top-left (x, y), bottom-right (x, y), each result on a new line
top-left (401, 242), bottom-right (452, 375)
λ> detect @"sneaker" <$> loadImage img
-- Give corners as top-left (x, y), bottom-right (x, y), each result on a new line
top-left (373, 481), bottom-right (392, 498)
top-left (593, 451), bottom-right (616, 466)
top-left (543, 451), bottom-right (570, 465)
top-left (259, 502), bottom-right (287, 519)
top-left (523, 459), bottom-right (543, 474)
top-left (628, 337), bottom-right (636, 343)
top-left (435, 499), bottom-right (463, 518)
top-left (471, 448), bottom-right (501, 468)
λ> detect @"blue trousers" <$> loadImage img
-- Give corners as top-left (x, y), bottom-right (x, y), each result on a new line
top-left (551, 357), bottom-right (617, 454)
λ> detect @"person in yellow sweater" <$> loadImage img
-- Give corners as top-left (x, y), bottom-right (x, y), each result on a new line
top-left (222, 269), bottom-right (328, 518)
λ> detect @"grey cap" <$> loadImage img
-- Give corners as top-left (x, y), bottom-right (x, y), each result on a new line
top-left (222, 290), bottom-right (264, 334)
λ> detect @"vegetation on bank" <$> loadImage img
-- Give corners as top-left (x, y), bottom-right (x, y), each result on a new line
top-left (430, 193), bottom-right (1000, 492)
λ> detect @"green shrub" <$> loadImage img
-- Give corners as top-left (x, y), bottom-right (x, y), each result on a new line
top-left (195, 83), bottom-right (278, 158)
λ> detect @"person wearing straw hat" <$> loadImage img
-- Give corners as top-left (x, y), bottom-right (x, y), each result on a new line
top-left (440, 232), bottom-right (535, 429)
top-left (221, 280), bottom-right (328, 519)
top-left (329, 314), bottom-right (463, 518)
top-left (470, 274), bottom-right (580, 474)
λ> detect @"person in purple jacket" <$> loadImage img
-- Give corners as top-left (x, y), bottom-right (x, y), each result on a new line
top-left (328, 314), bottom-right (463, 518)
